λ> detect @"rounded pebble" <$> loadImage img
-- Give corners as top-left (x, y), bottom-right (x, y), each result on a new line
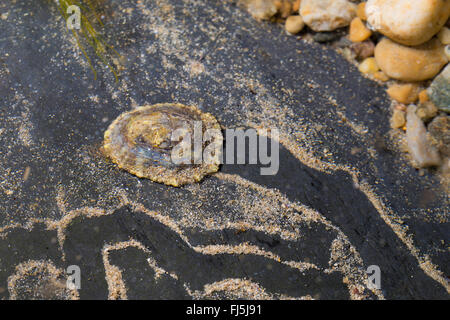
top-left (300, 0), bottom-right (357, 32)
top-left (375, 37), bottom-right (448, 82)
top-left (437, 27), bottom-right (450, 45)
top-left (285, 15), bottom-right (305, 34)
top-left (365, 0), bottom-right (450, 46)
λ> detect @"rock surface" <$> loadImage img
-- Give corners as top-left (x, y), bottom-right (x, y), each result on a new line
top-left (366, 0), bottom-right (450, 46)
top-left (375, 38), bottom-right (448, 82)
top-left (428, 64), bottom-right (450, 113)
top-left (300, 0), bottom-right (356, 32)
top-left (406, 106), bottom-right (441, 168)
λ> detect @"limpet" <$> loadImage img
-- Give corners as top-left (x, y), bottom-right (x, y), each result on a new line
top-left (103, 103), bottom-right (222, 187)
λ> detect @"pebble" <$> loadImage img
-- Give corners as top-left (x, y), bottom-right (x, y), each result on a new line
top-left (358, 57), bottom-right (379, 74)
top-left (356, 2), bottom-right (367, 21)
top-left (349, 17), bottom-right (372, 42)
top-left (365, 0), bottom-right (450, 46)
top-left (418, 90), bottom-right (429, 104)
top-left (386, 83), bottom-right (420, 104)
top-left (292, 0), bottom-right (301, 12)
top-left (300, 0), bottom-right (357, 32)
top-left (246, 0), bottom-right (278, 21)
top-left (351, 40), bottom-right (375, 60)
top-left (375, 38), bottom-right (448, 82)
top-left (406, 105), bottom-right (441, 168)
top-left (285, 15), bottom-right (305, 34)
top-left (428, 115), bottom-right (450, 157)
top-left (428, 64), bottom-right (450, 113)
top-left (373, 71), bottom-right (389, 82)
top-left (416, 102), bottom-right (438, 123)
top-left (437, 27), bottom-right (450, 45)
top-left (276, 0), bottom-right (293, 18)
top-left (390, 109), bottom-right (406, 129)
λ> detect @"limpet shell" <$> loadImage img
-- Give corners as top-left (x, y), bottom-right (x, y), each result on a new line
top-left (103, 103), bottom-right (222, 187)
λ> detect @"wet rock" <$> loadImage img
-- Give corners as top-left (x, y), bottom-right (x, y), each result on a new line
top-left (300, 0), bottom-right (357, 32)
top-left (406, 105), bottom-right (441, 168)
top-left (428, 64), bottom-right (450, 113)
top-left (375, 38), bottom-right (448, 82)
top-left (366, 0), bottom-right (450, 46)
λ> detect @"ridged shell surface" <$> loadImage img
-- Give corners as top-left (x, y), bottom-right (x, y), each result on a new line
top-left (103, 103), bottom-right (222, 186)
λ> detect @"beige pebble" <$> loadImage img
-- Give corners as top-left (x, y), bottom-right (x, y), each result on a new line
top-left (445, 45), bottom-right (450, 60)
top-left (406, 105), bottom-right (441, 168)
top-left (285, 15), bottom-right (305, 34)
top-left (390, 109), bottom-right (406, 129)
top-left (300, 0), bottom-right (356, 32)
top-left (375, 37), bottom-right (448, 82)
top-left (247, 0), bottom-right (278, 20)
top-left (366, 0), bottom-right (450, 46)
top-left (437, 27), bottom-right (450, 45)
